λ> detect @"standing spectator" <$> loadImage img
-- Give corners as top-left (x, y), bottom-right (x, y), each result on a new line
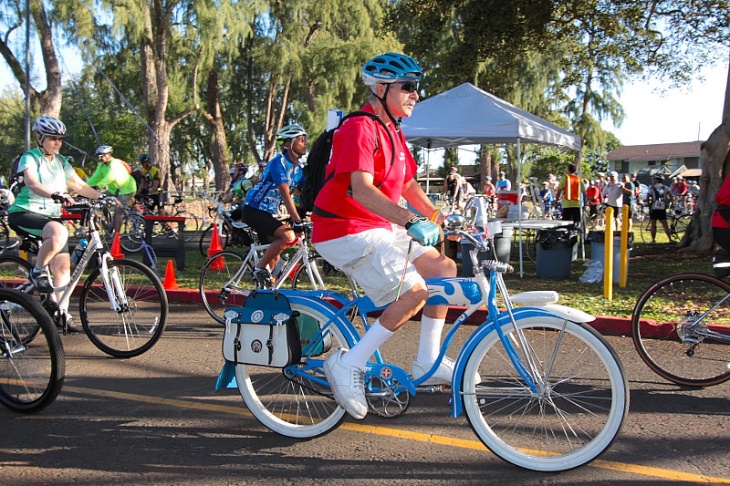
top-left (601, 171), bottom-right (623, 230)
top-left (585, 180), bottom-right (601, 228)
top-left (539, 181), bottom-right (554, 218)
top-left (443, 167), bottom-right (463, 208)
top-left (482, 176), bottom-right (496, 214)
top-left (482, 176), bottom-right (496, 198)
top-left (647, 174), bottom-right (673, 243)
top-left (86, 145), bottom-right (137, 234)
top-left (496, 171), bottom-right (511, 191)
top-left (689, 179), bottom-right (700, 196)
top-left (547, 173), bottom-right (559, 195)
top-left (621, 173), bottom-right (635, 230)
top-left (556, 163), bottom-right (585, 224)
top-left (595, 172), bottom-right (607, 192)
top-left (672, 176), bottom-right (689, 213)
top-left (243, 123), bottom-right (307, 288)
top-left (312, 52), bottom-right (456, 420)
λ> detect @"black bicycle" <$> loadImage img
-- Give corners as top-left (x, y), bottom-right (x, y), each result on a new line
top-left (0, 288), bottom-right (65, 413)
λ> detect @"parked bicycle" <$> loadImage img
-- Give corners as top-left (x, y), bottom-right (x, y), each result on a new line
top-left (631, 263), bottom-right (730, 387)
top-left (198, 196), bottom-right (254, 257)
top-left (0, 198), bottom-right (168, 358)
top-left (218, 214), bottom-right (629, 472)
top-left (638, 209), bottom-right (690, 244)
top-left (199, 221), bottom-right (356, 324)
top-left (0, 288), bottom-right (65, 413)
top-left (119, 194), bottom-right (199, 252)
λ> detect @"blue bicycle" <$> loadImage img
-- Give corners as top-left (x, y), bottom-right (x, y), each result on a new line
top-left (221, 215), bottom-right (629, 472)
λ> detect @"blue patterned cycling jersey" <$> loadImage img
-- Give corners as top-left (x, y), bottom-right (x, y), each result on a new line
top-left (244, 152), bottom-right (304, 215)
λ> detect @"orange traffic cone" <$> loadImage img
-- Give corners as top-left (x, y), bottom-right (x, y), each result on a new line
top-left (110, 232), bottom-right (125, 259)
top-left (163, 260), bottom-right (180, 290)
top-left (207, 228), bottom-right (223, 257)
top-left (207, 229), bottom-right (225, 270)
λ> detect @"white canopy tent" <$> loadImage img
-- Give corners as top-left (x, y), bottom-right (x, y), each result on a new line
top-left (401, 82), bottom-right (582, 276)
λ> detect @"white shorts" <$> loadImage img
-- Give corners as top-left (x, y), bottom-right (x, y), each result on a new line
top-left (314, 225), bottom-right (437, 307)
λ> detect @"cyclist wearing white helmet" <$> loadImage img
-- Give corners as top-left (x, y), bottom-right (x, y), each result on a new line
top-left (86, 145), bottom-right (137, 234)
top-left (312, 52), bottom-right (456, 420)
top-left (243, 123), bottom-right (307, 288)
top-left (8, 116), bottom-right (103, 330)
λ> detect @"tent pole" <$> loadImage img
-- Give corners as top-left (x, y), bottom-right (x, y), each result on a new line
top-left (425, 141), bottom-right (431, 194)
top-left (517, 139), bottom-right (523, 278)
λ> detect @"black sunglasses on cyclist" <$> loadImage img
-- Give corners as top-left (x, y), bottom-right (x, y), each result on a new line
top-left (396, 81), bottom-right (419, 93)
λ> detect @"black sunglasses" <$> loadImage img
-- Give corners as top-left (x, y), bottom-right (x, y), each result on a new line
top-left (396, 81), bottom-right (419, 93)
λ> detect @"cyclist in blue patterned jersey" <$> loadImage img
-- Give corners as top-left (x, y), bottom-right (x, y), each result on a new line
top-left (242, 124), bottom-right (307, 288)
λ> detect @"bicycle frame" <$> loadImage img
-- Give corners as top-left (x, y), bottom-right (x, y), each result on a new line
top-left (218, 230), bottom-right (327, 293)
top-left (16, 200), bottom-right (129, 314)
top-left (275, 228), bottom-right (595, 418)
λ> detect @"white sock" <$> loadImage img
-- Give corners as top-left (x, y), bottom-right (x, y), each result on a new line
top-left (416, 316), bottom-right (446, 365)
top-left (341, 319), bottom-right (394, 369)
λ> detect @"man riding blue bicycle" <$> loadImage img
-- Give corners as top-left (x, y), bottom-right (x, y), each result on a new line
top-left (311, 52), bottom-right (456, 420)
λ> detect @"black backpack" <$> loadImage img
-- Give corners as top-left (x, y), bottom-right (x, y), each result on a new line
top-left (8, 152), bottom-right (31, 197)
top-left (8, 152), bottom-right (64, 198)
top-left (299, 111), bottom-right (394, 217)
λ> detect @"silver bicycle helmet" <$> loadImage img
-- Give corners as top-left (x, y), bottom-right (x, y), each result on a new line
top-left (95, 145), bottom-right (114, 157)
top-left (33, 116), bottom-right (67, 137)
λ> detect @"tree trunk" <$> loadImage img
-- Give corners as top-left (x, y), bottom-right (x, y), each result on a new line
top-left (0, 0), bottom-right (63, 117)
top-left (688, 51), bottom-right (730, 252)
top-left (201, 69), bottom-right (230, 191)
top-left (33, 2), bottom-right (62, 116)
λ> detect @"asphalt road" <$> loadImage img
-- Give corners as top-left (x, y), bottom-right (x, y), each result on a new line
top-left (1, 302), bottom-right (729, 485)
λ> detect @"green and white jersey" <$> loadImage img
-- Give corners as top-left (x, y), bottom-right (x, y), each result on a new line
top-left (9, 148), bottom-right (76, 218)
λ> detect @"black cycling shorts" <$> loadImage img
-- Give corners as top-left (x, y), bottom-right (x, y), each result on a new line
top-left (8, 211), bottom-right (70, 252)
top-left (242, 205), bottom-right (285, 239)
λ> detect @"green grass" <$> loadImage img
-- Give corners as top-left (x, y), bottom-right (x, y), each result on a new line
top-left (501, 241), bottom-right (712, 318)
top-left (151, 237), bottom-right (712, 320)
top-left (2, 232), bottom-right (709, 320)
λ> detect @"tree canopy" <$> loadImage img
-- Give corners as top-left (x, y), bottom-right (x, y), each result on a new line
top-left (0, 0), bottom-right (728, 252)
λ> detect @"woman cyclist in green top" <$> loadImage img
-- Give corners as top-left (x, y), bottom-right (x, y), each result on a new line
top-left (8, 116), bottom-right (104, 330)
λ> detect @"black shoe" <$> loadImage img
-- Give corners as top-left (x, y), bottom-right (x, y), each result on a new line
top-left (30, 268), bottom-right (54, 293)
top-left (253, 267), bottom-right (273, 289)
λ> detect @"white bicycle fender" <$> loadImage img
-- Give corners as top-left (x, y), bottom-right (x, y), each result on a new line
top-left (539, 304), bottom-right (595, 323)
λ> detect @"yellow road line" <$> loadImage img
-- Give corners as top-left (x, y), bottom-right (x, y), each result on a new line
top-left (65, 385), bottom-right (730, 484)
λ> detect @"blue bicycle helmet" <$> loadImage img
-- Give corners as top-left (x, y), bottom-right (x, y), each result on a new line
top-left (362, 52), bottom-right (422, 87)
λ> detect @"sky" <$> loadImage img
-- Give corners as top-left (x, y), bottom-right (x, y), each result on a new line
top-left (603, 60), bottom-right (728, 146)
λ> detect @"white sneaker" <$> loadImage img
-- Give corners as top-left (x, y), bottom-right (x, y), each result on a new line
top-left (323, 350), bottom-right (368, 419)
top-left (412, 357), bottom-right (482, 386)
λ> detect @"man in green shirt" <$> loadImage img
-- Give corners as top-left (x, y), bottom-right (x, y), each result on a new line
top-left (87, 145), bottom-right (137, 233)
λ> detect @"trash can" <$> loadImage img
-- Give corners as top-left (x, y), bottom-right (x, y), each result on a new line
top-left (494, 226), bottom-right (512, 263)
top-left (588, 231), bottom-right (633, 283)
top-left (461, 228), bottom-right (512, 277)
top-left (461, 241), bottom-right (491, 277)
top-left (536, 228), bottom-right (579, 279)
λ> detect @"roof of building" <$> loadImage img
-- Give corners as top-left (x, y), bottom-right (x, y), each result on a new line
top-left (606, 141), bottom-right (702, 161)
